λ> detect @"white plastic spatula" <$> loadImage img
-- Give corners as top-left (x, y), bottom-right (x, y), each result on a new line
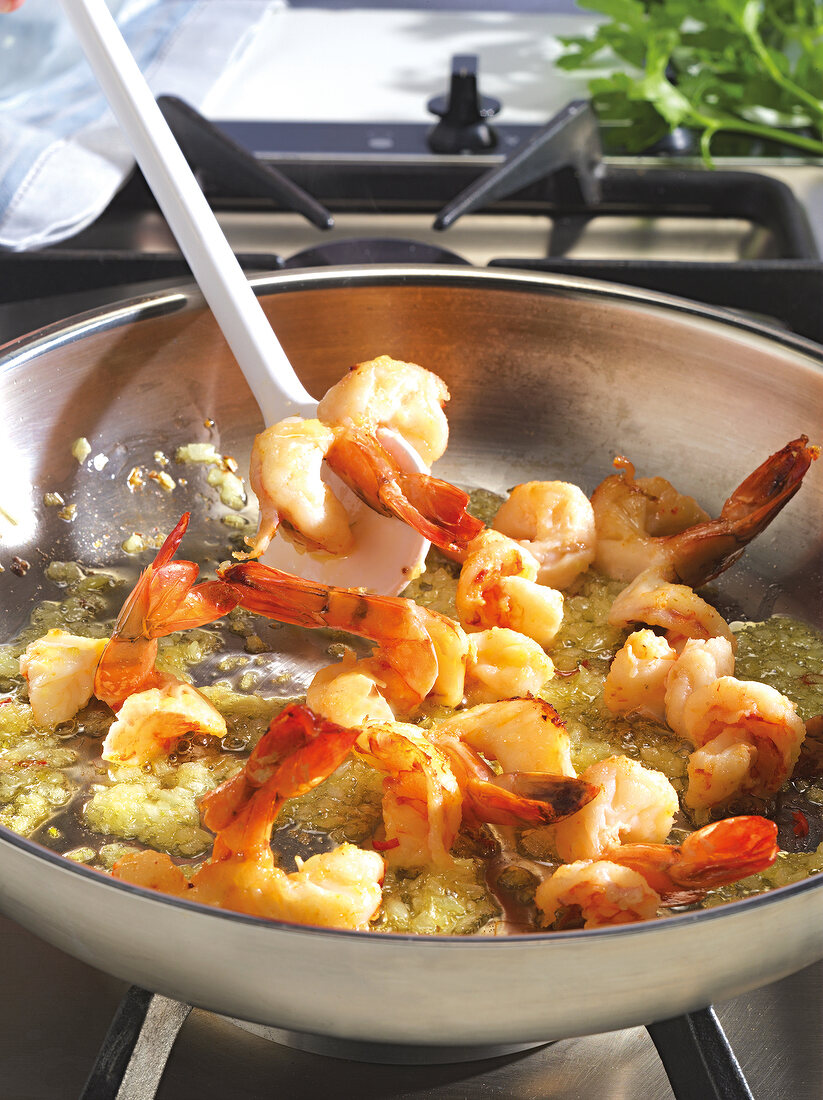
top-left (58, 0), bottom-right (430, 595)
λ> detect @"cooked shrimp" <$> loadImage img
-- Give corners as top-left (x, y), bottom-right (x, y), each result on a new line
top-left (591, 459), bottom-right (709, 583)
top-left (607, 566), bottom-right (736, 649)
top-left (324, 425), bottom-right (483, 558)
top-left (356, 704), bottom-right (597, 865)
top-left (456, 530), bottom-right (564, 648)
top-left (603, 815), bottom-right (779, 904)
top-left (94, 513), bottom-right (240, 711)
top-left (680, 677), bottom-right (806, 807)
top-left (316, 354), bottom-right (450, 467)
top-left (664, 636), bottom-right (735, 740)
top-left (492, 480), bottom-right (596, 589)
top-left (464, 627), bottom-right (555, 704)
top-left (325, 709), bottom-right (594, 869)
top-left (433, 699), bottom-right (576, 778)
top-left (305, 648), bottom-right (396, 728)
top-left (591, 437), bottom-right (818, 587)
top-left (429, 700), bottom-right (599, 831)
top-left (353, 721), bottom-right (462, 867)
top-left (19, 629), bottom-right (107, 727)
top-left (536, 860), bottom-right (661, 929)
top-left (115, 704), bottom-right (385, 929)
top-left (242, 418), bottom-right (481, 563)
top-left (536, 815), bottom-right (778, 928)
top-left (115, 842), bottom-right (384, 930)
top-left (551, 754), bottom-right (679, 863)
top-left (603, 629), bottom-right (677, 723)
top-left (101, 680), bottom-right (227, 765)
top-left (242, 418), bottom-right (355, 561)
top-left (222, 560), bottom-right (469, 716)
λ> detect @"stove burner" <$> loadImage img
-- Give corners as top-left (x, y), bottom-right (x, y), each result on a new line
top-left (284, 238), bottom-right (469, 268)
top-left (229, 1019), bottom-right (546, 1065)
top-left (79, 987), bottom-right (755, 1100)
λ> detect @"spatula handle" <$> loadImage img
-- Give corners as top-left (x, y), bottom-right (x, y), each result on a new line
top-left (58, 0), bottom-right (314, 420)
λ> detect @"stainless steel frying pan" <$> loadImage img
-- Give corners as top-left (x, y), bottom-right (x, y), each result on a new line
top-left (1, 266), bottom-right (822, 1051)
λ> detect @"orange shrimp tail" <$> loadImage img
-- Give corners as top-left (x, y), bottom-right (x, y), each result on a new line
top-left (96, 515), bottom-right (242, 708)
top-left (722, 436), bottom-right (818, 526)
top-left (155, 579), bottom-right (242, 633)
top-left (673, 437), bottom-right (819, 587)
top-left (325, 427), bottom-right (483, 557)
top-left (465, 773), bottom-right (600, 828)
top-left (94, 543), bottom-right (194, 707)
top-left (245, 703), bottom-right (361, 794)
top-left (153, 512), bottom-right (191, 568)
top-left (110, 513), bottom-right (192, 641)
top-left (94, 637), bottom-right (161, 711)
top-left (395, 473), bottom-right (485, 559)
top-left (673, 815), bottom-right (779, 889)
top-left (199, 771), bottom-right (253, 837)
top-left (123, 515), bottom-right (239, 636)
top-left (200, 704), bottom-right (360, 852)
top-left (607, 816), bottom-right (778, 903)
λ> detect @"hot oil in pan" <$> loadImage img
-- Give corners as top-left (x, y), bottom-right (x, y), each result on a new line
top-left (5, 502), bottom-right (823, 933)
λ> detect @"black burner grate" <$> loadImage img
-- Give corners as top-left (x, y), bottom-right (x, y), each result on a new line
top-left (2, 99), bottom-right (821, 345)
top-left (80, 987), bottom-right (755, 1100)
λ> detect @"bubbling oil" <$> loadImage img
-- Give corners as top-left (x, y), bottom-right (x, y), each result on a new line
top-left (2, 502), bottom-right (823, 934)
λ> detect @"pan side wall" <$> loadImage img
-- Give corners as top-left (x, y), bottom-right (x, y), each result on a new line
top-left (0, 838), bottom-right (821, 1045)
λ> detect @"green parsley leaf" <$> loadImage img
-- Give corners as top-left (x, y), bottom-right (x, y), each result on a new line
top-left (556, 0), bottom-right (823, 164)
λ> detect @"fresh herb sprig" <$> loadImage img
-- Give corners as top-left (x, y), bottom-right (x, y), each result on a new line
top-left (556, 0), bottom-right (823, 163)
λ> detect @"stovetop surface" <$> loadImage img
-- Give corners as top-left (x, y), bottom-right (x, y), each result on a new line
top-left (3, 6), bottom-right (823, 1096)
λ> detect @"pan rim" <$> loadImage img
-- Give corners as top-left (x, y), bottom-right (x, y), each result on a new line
top-left (2, 261), bottom-right (823, 946)
top-left (3, 262), bottom-right (823, 371)
top-left (1, 815), bottom-right (820, 945)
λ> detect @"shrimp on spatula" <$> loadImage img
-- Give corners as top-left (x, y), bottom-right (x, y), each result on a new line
top-left (243, 356), bottom-right (479, 592)
top-left (242, 417), bottom-right (481, 564)
top-left (113, 704), bottom-right (385, 929)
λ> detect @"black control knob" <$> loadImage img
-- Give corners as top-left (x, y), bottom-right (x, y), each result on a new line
top-left (427, 55), bottom-right (500, 155)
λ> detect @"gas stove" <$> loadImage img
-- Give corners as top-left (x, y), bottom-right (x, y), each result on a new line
top-left (2, 4), bottom-right (823, 1098)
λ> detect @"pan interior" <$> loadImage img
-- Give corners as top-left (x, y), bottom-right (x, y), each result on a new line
top-left (2, 267), bottom-right (823, 936)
